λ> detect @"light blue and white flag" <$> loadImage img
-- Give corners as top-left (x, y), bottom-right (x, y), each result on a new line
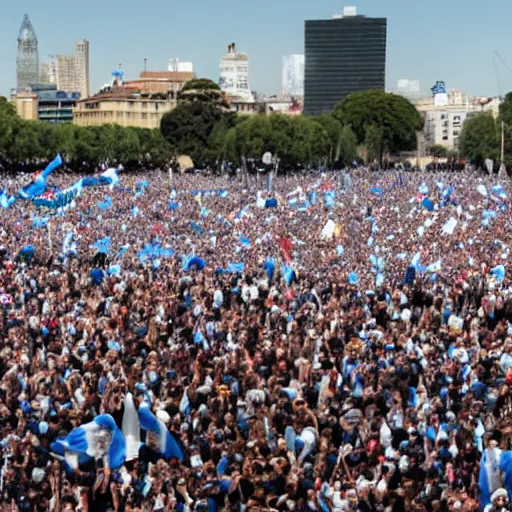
top-left (138, 405), bottom-right (184, 460)
top-left (101, 168), bottom-right (120, 187)
top-left (50, 414), bottom-right (125, 470)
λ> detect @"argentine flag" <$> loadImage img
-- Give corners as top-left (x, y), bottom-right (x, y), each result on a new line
top-left (101, 168), bottom-right (120, 188)
top-left (138, 406), bottom-right (184, 461)
top-left (50, 414), bottom-right (125, 470)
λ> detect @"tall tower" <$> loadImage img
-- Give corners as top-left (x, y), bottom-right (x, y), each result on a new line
top-left (16, 14), bottom-right (39, 90)
top-left (304, 7), bottom-right (387, 115)
top-left (56, 55), bottom-right (75, 92)
top-left (74, 40), bottom-right (90, 98)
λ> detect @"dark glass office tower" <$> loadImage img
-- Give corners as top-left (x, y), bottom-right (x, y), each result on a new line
top-left (304, 13), bottom-right (387, 115)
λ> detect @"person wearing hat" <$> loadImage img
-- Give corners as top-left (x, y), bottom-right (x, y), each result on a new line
top-left (486, 488), bottom-right (510, 512)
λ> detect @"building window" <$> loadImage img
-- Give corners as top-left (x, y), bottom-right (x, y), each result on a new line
top-left (142, 113), bottom-right (147, 119)
top-left (453, 130), bottom-right (459, 137)
top-left (442, 136), bottom-right (448, 141)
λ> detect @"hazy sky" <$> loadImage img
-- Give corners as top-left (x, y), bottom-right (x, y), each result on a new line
top-left (2, 0), bottom-right (512, 98)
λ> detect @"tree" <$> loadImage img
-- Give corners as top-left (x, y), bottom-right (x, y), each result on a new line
top-left (12, 121), bottom-right (42, 163)
top-left (204, 111), bottom-right (238, 163)
top-left (160, 102), bottom-right (225, 162)
top-left (333, 90), bottom-right (423, 161)
top-left (339, 125), bottom-right (358, 164)
top-left (429, 144), bottom-right (449, 158)
top-left (500, 93), bottom-right (512, 168)
top-left (363, 124), bottom-right (383, 163)
top-left (223, 114), bottom-right (330, 166)
top-left (459, 113), bottom-right (499, 167)
top-left (178, 78), bottom-right (229, 109)
top-left (311, 114), bottom-right (342, 163)
top-left (0, 97), bottom-right (22, 161)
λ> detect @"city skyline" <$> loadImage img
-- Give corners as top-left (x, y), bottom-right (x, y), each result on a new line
top-left (2, 0), bottom-right (512, 100)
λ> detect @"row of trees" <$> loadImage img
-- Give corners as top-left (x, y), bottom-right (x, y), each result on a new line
top-left (0, 97), bottom-right (174, 170)
top-left (0, 79), bottom-right (427, 170)
top-left (160, 81), bottom-right (424, 167)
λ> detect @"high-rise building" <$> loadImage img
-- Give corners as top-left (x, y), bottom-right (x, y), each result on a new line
top-left (74, 40), bottom-right (90, 99)
top-left (55, 40), bottom-right (90, 97)
top-left (282, 54), bottom-right (305, 97)
top-left (56, 55), bottom-right (76, 93)
top-left (16, 14), bottom-right (39, 90)
top-left (219, 43), bottom-right (254, 102)
top-left (304, 7), bottom-right (387, 115)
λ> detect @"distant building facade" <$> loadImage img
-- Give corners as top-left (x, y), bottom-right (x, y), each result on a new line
top-left (124, 71), bottom-right (194, 99)
top-left (11, 91), bottom-right (39, 121)
top-left (16, 14), bottom-right (39, 90)
top-left (74, 40), bottom-right (90, 99)
top-left (219, 43), bottom-right (254, 102)
top-left (168, 59), bottom-right (194, 73)
top-left (40, 58), bottom-right (57, 85)
top-left (55, 40), bottom-right (90, 98)
top-left (282, 54), bottom-right (305, 97)
top-left (11, 84), bottom-right (79, 123)
top-left (417, 87), bottom-right (501, 150)
top-left (56, 55), bottom-right (76, 93)
top-left (395, 79), bottom-right (422, 102)
top-left (304, 7), bottom-right (387, 115)
top-left (73, 91), bottom-right (175, 129)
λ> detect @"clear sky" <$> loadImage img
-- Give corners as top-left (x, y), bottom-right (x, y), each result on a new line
top-left (1, 0), bottom-right (512, 99)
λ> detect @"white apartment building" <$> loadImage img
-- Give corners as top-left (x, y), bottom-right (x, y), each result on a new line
top-left (219, 43), bottom-right (254, 102)
top-left (417, 89), bottom-right (501, 150)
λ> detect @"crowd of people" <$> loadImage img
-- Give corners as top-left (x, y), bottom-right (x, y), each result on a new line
top-left (1, 166), bottom-right (512, 512)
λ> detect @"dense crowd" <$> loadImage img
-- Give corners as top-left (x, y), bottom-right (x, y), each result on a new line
top-left (1, 167), bottom-right (512, 512)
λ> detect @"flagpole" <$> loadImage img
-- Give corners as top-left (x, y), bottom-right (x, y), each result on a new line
top-left (47, 222), bottom-right (52, 252)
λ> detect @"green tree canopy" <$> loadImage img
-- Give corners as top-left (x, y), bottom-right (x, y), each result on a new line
top-left (364, 124), bottom-right (383, 163)
top-left (160, 102), bottom-right (226, 163)
top-left (339, 125), bottom-right (358, 164)
top-left (429, 144), bottom-right (449, 158)
top-left (223, 114), bottom-right (330, 166)
top-left (310, 114), bottom-right (342, 162)
top-left (459, 113), bottom-right (499, 166)
top-left (178, 78), bottom-right (228, 108)
top-left (332, 90), bottom-right (423, 160)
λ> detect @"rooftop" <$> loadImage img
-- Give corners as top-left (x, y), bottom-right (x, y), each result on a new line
top-left (77, 88), bottom-right (170, 104)
top-left (139, 71), bottom-right (194, 81)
